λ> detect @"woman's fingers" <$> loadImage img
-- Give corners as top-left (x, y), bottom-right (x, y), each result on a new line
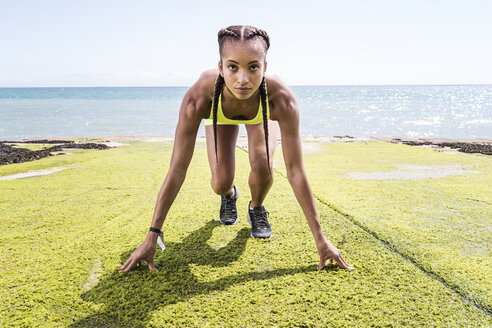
top-left (335, 253), bottom-right (354, 270)
top-left (118, 256), bottom-right (133, 271)
top-left (121, 257), bottom-right (139, 272)
top-left (318, 252), bottom-right (354, 271)
top-left (147, 259), bottom-right (157, 271)
top-left (118, 241), bottom-right (157, 272)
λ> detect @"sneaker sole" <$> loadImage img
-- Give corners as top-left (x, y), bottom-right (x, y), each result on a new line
top-left (247, 209), bottom-right (271, 238)
top-left (220, 217), bottom-right (238, 225)
top-left (249, 231), bottom-right (271, 238)
top-left (220, 185), bottom-right (238, 225)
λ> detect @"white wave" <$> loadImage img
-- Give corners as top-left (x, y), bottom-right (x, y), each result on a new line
top-left (403, 116), bottom-right (441, 126)
top-left (406, 130), bottom-right (436, 138)
top-left (464, 119), bottom-right (492, 125)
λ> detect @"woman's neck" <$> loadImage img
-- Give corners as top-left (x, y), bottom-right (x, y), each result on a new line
top-left (222, 86), bottom-right (260, 110)
top-left (220, 85), bottom-right (261, 120)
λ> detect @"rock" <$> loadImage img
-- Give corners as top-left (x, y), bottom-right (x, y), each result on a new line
top-left (0, 142), bottom-right (110, 165)
top-left (392, 139), bottom-right (492, 155)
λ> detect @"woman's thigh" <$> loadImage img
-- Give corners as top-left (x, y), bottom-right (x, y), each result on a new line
top-left (205, 124), bottom-right (239, 181)
top-left (245, 120), bottom-right (278, 171)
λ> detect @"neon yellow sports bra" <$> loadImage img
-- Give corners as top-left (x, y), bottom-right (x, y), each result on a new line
top-left (204, 91), bottom-right (270, 126)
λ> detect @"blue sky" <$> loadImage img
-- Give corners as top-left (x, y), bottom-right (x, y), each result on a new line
top-left (1, 0), bottom-right (491, 86)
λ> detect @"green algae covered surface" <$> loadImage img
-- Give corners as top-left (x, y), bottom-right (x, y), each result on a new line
top-left (283, 141), bottom-right (492, 314)
top-left (0, 141), bottom-right (490, 327)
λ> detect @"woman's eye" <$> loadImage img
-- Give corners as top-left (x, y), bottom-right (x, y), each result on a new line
top-left (250, 65), bottom-right (259, 71)
top-left (228, 65), bottom-right (237, 71)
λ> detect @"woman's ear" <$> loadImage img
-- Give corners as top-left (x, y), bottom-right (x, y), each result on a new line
top-left (218, 60), bottom-right (223, 76)
top-left (264, 61), bottom-right (268, 73)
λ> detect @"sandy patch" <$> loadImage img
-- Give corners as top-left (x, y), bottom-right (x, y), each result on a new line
top-left (99, 141), bottom-right (128, 147)
top-left (107, 136), bottom-right (177, 143)
top-left (345, 164), bottom-right (479, 180)
top-left (302, 142), bottom-right (322, 155)
top-left (0, 164), bottom-right (78, 180)
top-left (83, 256), bottom-right (102, 291)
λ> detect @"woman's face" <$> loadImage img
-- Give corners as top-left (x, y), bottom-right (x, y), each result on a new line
top-left (219, 39), bottom-right (267, 100)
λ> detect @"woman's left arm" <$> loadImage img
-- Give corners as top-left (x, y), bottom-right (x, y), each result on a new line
top-left (273, 82), bottom-right (353, 270)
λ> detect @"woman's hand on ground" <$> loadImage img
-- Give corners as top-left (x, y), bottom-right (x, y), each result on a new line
top-left (118, 238), bottom-right (157, 272)
top-left (316, 237), bottom-right (354, 270)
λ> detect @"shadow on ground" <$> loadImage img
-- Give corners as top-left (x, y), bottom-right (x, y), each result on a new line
top-left (71, 220), bottom-right (318, 327)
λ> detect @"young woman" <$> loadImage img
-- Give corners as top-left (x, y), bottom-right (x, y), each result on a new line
top-left (119, 25), bottom-right (353, 272)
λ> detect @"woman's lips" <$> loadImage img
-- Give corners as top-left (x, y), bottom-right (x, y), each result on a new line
top-left (235, 87), bottom-right (251, 94)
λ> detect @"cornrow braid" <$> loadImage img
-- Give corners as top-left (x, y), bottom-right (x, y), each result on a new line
top-left (212, 74), bottom-right (225, 162)
top-left (221, 28), bottom-right (240, 38)
top-left (258, 77), bottom-right (271, 175)
top-left (243, 28), bottom-right (270, 50)
top-left (218, 25), bottom-right (270, 56)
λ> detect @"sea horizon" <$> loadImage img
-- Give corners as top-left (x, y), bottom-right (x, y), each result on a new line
top-left (1, 85), bottom-right (491, 140)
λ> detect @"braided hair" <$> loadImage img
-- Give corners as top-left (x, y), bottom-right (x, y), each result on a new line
top-left (213, 25), bottom-right (271, 174)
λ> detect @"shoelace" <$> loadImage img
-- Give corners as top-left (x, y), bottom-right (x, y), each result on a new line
top-left (221, 195), bottom-right (237, 216)
top-left (252, 208), bottom-right (269, 229)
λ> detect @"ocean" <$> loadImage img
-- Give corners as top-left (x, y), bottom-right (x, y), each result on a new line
top-left (1, 85), bottom-right (491, 140)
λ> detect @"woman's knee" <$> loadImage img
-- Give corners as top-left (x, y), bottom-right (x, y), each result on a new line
top-left (250, 157), bottom-right (274, 182)
top-left (210, 176), bottom-right (234, 195)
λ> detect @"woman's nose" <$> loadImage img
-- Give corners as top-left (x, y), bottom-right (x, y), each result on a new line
top-left (237, 70), bottom-right (248, 84)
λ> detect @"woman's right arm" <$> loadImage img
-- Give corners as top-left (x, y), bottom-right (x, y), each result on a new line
top-left (119, 73), bottom-right (212, 272)
top-left (149, 88), bottom-right (203, 231)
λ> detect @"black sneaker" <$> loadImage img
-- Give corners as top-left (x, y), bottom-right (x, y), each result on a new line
top-left (247, 201), bottom-right (272, 238)
top-left (219, 185), bottom-right (238, 225)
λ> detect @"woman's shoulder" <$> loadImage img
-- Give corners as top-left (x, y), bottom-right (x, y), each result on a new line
top-left (183, 69), bottom-right (218, 118)
top-left (194, 69), bottom-right (219, 98)
top-left (265, 73), bottom-right (298, 119)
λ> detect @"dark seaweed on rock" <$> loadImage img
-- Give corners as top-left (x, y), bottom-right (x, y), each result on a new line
top-left (0, 142), bottom-right (110, 165)
top-left (0, 143), bottom-right (53, 165)
top-left (61, 143), bottom-right (109, 150)
top-left (438, 142), bottom-right (492, 155)
top-left (393, 140), bottom-right (492, 155)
